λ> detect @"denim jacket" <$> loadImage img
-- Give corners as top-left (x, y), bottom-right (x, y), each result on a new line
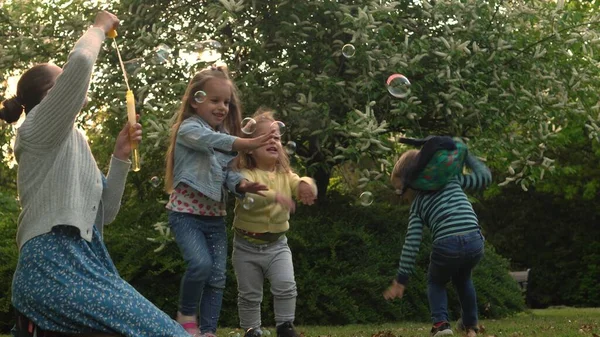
top-left (172, 115), bottom-right (244, 202)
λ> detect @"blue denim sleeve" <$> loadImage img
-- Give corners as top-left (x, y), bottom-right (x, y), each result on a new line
top-left (224, 169), bottom-right (244, 199)
top-left (178, 120), bottom-right (237, 152)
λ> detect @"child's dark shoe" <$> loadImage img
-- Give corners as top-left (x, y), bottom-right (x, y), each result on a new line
top-left (244, 327), bottom-right (263, 337)
top-left (276, 322), bottom-right (299, 337)
top-left (430, 321), bottom-right (453, 336)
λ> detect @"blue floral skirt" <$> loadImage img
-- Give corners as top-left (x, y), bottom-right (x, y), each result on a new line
top-left (11, 224), bottom-right (188, 337)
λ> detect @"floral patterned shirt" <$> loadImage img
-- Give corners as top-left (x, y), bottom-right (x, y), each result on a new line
top-left (166, 183), bottom-right (226, 216)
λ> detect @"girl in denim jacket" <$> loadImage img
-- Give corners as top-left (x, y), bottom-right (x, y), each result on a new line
top-left (164, 65), bottom-right (275, 337)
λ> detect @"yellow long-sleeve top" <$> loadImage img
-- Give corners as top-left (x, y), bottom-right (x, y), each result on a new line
top-left (233, 168), bottom-right (317, 234)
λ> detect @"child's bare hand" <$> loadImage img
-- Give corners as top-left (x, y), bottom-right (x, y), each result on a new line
top-left (233, 130), bottom-right (278, 152)
top-left (250, 129), bottom-right (278, 149)
top-left (275, 193), bottom-right (296, 213)
top-left (383, 279), bottom-right (405, 300)
top-left (237, 180), bottom-right (268, 196)
top-left (297, 181), bottom-right (316, 205)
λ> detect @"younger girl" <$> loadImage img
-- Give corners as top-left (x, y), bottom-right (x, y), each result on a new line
top-left (231, 109), bottom-right (317, 337)
top-left (164, 65), bottom-right (275, 337)
top-left (384, 147), bottom-right (491, 337)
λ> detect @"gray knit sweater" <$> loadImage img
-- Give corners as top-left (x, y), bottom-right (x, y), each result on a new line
top-left (15, 27), bottom-right (130, 250)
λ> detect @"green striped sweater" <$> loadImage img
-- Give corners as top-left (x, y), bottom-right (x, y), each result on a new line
top-left (396, 154), bottom-right (492, 285)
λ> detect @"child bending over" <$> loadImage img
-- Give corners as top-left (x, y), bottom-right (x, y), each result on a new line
top-left (384, 144), bottom-right (491, 337)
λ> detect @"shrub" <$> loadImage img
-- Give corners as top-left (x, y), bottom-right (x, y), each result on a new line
top-left (0, 191), bottom-right (525, 332)
top-left (0, 191), bottom-right (19, 331)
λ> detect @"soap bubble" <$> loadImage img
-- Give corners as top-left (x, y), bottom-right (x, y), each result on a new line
top-left (359, 191), bottom-right (374, 206)
top-left (242, 196), bottom-right (255, 210)
top-left (271, 121), bottom-right (286, 136)
top-left (150, 176), bottom-right (160, 188)
top-left (123, 57), bottom-right (143, 74)
top-left (386, 74), bottom-right (411, 98)
top-left (194, 90), bottom-right (207, 103)
top-left (285, 141), bottom-right (296, 155)
top-left (342, 44), bottom-right (356, 58)
top-left (241, 117), bottom-right (257, 135)
top-left (197, 40), bottom-right (223, 63)
top-left (154, 44), bottom-right (172, 64)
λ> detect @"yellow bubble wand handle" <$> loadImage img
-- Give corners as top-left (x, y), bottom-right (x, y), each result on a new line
top-left (107, 29), bottom-right (117, 39)
top-left (109, 29), bottom-right (140, 172)
top-left (126, 90), bottom-right (140, 172)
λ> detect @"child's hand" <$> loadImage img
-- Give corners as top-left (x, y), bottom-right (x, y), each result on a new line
top-left (383, 279), bottom-right (406, 300)
top-left (237, 179), bottom-right (268, 196)
top-left (113, 116), bottom-right (142, 161)
top-left (232, 129), bottom-right (278, 152)
top-left (297, 181), bottom-right (316, 205)
top-left (250, 129), bottom-right (278, 149)
top-left (93, 10), bottom-right (119, 35)
top-left (275, 193), bottom-right (296, 213)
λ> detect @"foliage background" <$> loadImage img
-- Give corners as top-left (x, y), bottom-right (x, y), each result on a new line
top-left (1, 0), bottom-right (600, 333)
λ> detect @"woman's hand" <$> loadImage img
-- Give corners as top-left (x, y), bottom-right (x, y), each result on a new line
top-left (93, 10), bottom-right (120, 35)
top-left (113, 116), bottom-right (142, 161)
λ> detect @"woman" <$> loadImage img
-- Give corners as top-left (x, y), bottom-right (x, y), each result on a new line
top-left (1, 11), bottom-right (189, 337)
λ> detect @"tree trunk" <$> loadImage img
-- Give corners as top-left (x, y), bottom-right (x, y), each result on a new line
top-left (312, 166), bottom-right (330, 202)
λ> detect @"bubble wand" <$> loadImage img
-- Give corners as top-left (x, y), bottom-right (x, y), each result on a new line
top-left (108, 29), bottom-right (141, 172)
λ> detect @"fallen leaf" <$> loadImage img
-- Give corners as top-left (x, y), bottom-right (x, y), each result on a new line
top-left (479, 324), bottom-right (486, 334)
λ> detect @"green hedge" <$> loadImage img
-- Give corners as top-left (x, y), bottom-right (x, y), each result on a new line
top-left (0, 192), bottom-right (525, 332)
top-left (477, 187), bottom-right (600, 308)
top-left (0, 191), bottom-right (19, 330)
top-left (104, 191), bottom-right (525, 328)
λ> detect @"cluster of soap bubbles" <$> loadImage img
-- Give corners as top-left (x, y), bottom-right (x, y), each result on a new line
top-left (141, 40), bottom-right (412, 210)
top-left (340, 42), bottom-right (414, 206)
top-left (342, 43), bottom-right (411, 98)
top-left (241, 118), bottom-right (288, 137)
top-left (123, 39), bottom-right (223, 75)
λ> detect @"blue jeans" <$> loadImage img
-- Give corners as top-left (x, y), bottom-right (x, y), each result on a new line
top-left (427, 230), bottom-right (484, 327)
top-left (168, 211), bottom-right (228, 334)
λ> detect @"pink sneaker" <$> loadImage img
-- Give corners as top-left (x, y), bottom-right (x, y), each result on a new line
top-left (181, 322), bottom-right (200, 336)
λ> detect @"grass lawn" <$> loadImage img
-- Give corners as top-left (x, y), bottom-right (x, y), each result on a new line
top-left (2, 307), bottom-right (599, 337)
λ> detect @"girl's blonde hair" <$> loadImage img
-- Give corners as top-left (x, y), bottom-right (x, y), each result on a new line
top-left (391, 149), bottom-right (419, 193)
top-left (233, 107), bottom-right (291, 173)
top-left (164, 65), bottom-right (243, 193)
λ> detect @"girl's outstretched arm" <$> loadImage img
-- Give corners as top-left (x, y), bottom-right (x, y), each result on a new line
top-left (458, 154), bottom-right (492, 191)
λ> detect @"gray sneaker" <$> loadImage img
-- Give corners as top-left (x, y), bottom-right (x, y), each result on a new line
top-left (244, 327), bottom-right (263, 337)
top-left (430, 322), bottom-right (453, 336)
